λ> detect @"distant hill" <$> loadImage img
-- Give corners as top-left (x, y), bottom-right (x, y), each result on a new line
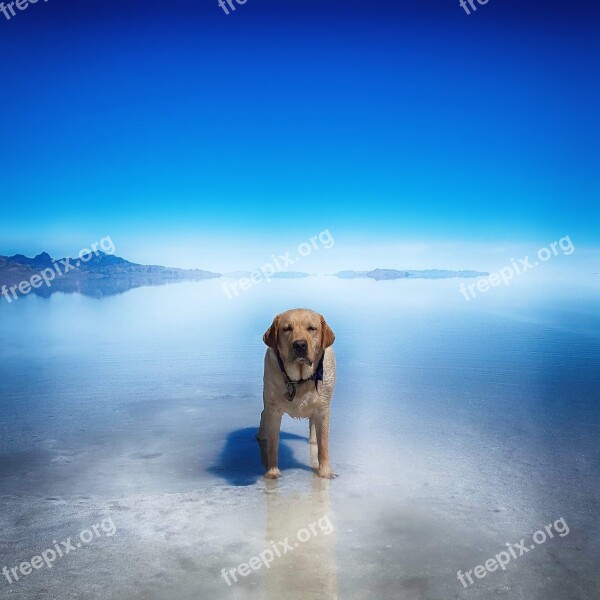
top-left (335, 268), bottom-right (488, 280)
top-left (336, 270), bottom-right (370, 279)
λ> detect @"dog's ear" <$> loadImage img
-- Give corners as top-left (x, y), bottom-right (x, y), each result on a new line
top-left (320, 316), bottom-right (335, 348)
top-left (263, 315), bottom-right (280, 348)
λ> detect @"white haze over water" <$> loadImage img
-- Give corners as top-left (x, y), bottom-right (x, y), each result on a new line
top-left (3, 232), bottom-right (598, 276)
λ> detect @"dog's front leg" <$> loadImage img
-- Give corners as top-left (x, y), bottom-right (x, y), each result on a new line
top-left (314, 409), bottom-right (335, 478)
top-left (262, 409), bottom-right (283, 479)
top-left (309, 417), bottom-right (317, 444)
top-left (256, 410), bottom-right (269, 469)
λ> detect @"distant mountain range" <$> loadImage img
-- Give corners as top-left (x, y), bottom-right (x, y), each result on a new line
top-left (0, 252), bottom-right (220, 299)
top-left (1, 251), bottom-right (220, 280)
top-left (0, 251), bottom-right (488, 300)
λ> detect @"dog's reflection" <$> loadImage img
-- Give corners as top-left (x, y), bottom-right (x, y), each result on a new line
top-left (260, 461), bottom-right (339, 599)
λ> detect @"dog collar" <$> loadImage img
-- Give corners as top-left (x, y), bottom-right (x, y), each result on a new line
top-left (275, 350), bottom-right (324, 401)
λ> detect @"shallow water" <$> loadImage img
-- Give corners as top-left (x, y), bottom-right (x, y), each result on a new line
top-left (0, 274), bottom-right (599, 599)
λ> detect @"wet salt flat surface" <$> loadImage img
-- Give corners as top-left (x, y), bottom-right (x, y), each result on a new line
top-left (0, 275), bottom-right (599, 599)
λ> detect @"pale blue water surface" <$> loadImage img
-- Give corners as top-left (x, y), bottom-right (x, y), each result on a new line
top-left (0, 273), bottom-right (599, 599)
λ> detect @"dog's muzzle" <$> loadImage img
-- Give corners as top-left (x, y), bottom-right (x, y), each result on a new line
top-left (292, 339), bottom-right (308, 359)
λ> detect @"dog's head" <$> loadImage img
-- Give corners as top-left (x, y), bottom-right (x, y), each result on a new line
top-left (263, 308), bottom-right (335, 366)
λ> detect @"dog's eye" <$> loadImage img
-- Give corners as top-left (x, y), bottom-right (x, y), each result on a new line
top-left (307, 325), bottom-right (317, 332)
top-left (282, 325), bottom-right (292, 332)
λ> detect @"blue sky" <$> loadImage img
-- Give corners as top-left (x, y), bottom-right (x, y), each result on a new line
top-left (0, 0), bottom-right (598, 270)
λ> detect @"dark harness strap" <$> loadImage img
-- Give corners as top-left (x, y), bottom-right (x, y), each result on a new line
top-left (275, 350), bottom-right (324, 401)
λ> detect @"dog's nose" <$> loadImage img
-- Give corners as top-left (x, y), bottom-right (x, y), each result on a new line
top-left (293, 340), bottom-right (308, 353)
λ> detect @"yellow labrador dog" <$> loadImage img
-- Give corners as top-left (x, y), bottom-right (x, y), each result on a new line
top-left (257, 309), bottom-right (336, 479)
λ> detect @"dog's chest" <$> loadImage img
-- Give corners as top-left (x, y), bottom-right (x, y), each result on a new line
top-left (274, 385), bottom-right (324, 419)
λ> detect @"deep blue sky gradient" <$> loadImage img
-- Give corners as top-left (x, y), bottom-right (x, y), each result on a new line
top-left (0, 0), bottom-right (598, 263)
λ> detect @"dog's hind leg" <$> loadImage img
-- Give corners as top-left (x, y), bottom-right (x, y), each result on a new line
top-left (257, 409), bottom-right (267, 441)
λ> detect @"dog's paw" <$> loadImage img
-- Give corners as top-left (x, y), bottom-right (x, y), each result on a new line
top-left (264, 468), bottom-right (281, 479)
top-left (317, 466), bottom-right (337, 479)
